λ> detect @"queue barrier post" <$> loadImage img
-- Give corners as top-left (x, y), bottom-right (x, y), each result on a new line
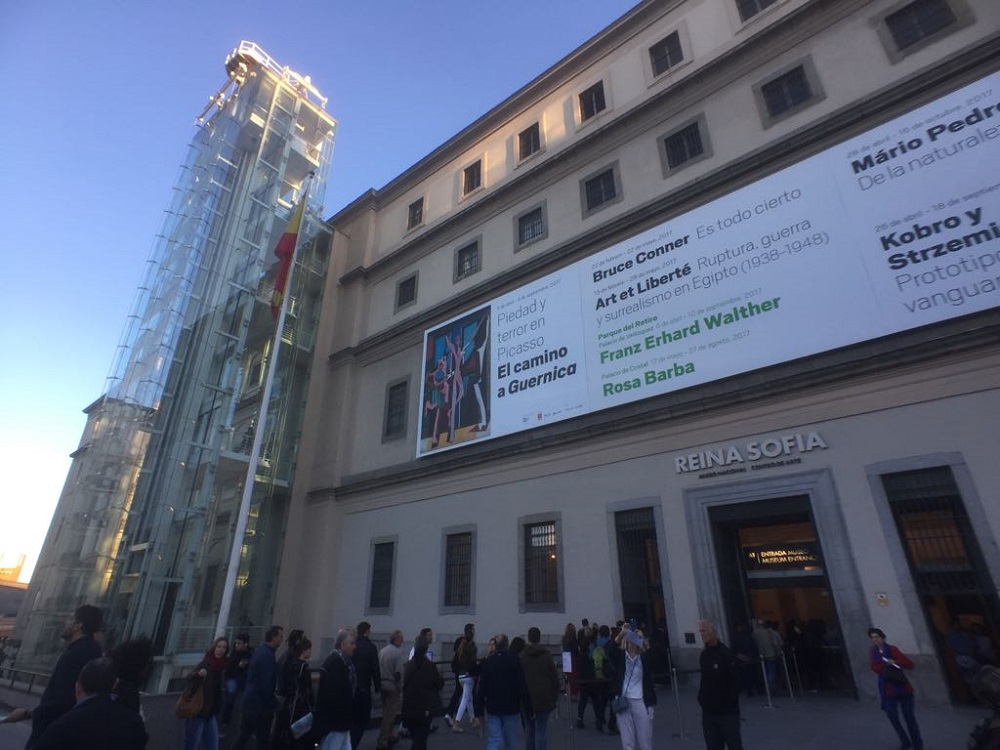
top-left (670, 666), bottom-right (685, 739)
top-left (760, 656), bottom-right (775, 709)
top-left (780, 651), bottom-right (795, 701)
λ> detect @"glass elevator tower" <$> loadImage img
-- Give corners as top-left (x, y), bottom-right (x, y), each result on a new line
top-left (15, 42), bottom-right (336, 689)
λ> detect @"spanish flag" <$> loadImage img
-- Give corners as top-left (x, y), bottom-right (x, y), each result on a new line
top-left (270, 195), bottom-right (307, 319)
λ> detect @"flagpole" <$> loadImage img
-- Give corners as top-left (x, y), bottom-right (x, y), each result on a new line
top-left (215, 174), bottom-right (314, 638)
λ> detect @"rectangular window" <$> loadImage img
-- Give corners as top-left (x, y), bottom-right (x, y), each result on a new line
top-left (518, 123), bottom-right (541, 160)
top-left (444, 532), bottom-right (473, 607)
top-left (885, 0), bottom-right (957, 50)
top-left (407, 197), bottom-right (424, 230)
top-left (579, 81), bottom-right (607, 122)
top-left (664, 122), bottom-right (705, 169)
top-left (524, 522), bottom-right (559, 604)
top-left (396, 273), bottom-right (417, 309)
top-left (736, 0), bottom-right (778, 21)
top-left (585, 169), bottom-right (617, 212)
top-left (454, 241), bottom-right (481, 281)
top-left (369, 541), bottom-right (395, 609)
top-left (517, 207), bottom-right (545, 247)
top-left (760, 65), bottom-right (812, 118)
top-left (383, 380), bottom-right (408, 440)
top-left (463, 161), bottom-right (482, 195)
top-left (649, 31), bottom-right (684, 77)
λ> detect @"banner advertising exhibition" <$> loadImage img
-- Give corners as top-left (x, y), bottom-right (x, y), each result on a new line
top-left (418, 71), bottom-right (1000, 457)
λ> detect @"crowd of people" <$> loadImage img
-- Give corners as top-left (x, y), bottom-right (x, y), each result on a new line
top-left (3, 604), bottom-right (1000, 750)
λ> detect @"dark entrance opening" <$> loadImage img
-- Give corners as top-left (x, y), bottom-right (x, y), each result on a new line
top-left (709, 495), bottom-right (855, 696)
top-left (881, 466), bottom-right (1000, 704)
top-left (615, 507), bottom-right (669, 681)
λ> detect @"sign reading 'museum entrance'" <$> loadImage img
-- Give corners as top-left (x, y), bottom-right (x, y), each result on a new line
top-left (418, 72), bottom-right (1000, 456)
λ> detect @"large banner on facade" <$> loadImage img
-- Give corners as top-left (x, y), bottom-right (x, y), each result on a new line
top-left (418, 72), bottom-right (1000, 456)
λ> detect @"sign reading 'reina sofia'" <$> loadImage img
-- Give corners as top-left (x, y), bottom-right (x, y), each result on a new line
top-left (417, 72), bottom-right (1000, 458)
top-left (673, 431), bottom-right (828, 475)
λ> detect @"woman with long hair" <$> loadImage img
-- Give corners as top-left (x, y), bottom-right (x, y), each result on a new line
top-left (562, 623), bottom-right (579, 699)
top-left (402, 636), bottom-right (444, 750)
top-left (273, 638), bottom-right (315, 749)
top-left (183, 636), bottom-right (228, 750)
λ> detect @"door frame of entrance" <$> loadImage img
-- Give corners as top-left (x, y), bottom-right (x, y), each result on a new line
top-left (865, 451), bottom-right (997, 706)
top-left (685, 469), bottom-right (872, 699)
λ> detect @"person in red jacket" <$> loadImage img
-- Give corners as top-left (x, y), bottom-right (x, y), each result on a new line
top-left (868, 627), bottom-right (923, 750)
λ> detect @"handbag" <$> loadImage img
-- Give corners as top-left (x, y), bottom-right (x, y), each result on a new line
top-left (291, 711), bottom-right (314, 739)
top-left (883, 664), bottom-right (909, 684)
top-left (612, 659), bottom-right (636, 714)
top-left (174, 681), bottom-right (204, 719)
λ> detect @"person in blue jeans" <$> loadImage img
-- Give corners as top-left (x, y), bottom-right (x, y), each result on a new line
top-left (184, 637), bottom-right (229, 750)
top-left (520, 627), bottom-right (561, 750)
top-left (868, 627), bottom-right (923, 750)
top-left (478, 634), bottom-right (533, 750)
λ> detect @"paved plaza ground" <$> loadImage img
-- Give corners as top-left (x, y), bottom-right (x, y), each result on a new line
top-left (0, 677), bottom-right (987, 750)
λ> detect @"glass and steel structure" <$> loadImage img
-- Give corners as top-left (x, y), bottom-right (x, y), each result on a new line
top-left (15, 42), bottom-right (336, 689)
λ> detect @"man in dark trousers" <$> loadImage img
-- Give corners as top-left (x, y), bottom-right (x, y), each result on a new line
top-left (34, 657), bottom-right (147, 749)
top-left (352, 621), bottom-right (381, 750)
top-left (6, 604), bottom-right (104, 749)
top-left (697, 619), bottom-right (744, 750)
top-left (315, 626), bottom-right (357, 750)
top-left (232, 624), bottom-right (284, 750)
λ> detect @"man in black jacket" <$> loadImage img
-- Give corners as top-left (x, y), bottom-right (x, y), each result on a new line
top-left (6, 604), bottom-right (104, 749)
top-left (316, 626), bottom-right (357, 750)
top-left (697, 620), bottom-right (743, 750)
top-left (352, 621), bottom-right (381, 750)
top-left (34, 657), bottom-right (147, 750)
top-left (478, 634), bottom-right (532, 750)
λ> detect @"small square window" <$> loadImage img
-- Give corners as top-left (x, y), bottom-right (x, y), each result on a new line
top-left (517, 206), bottom-right (545, 247)
top-left (736, 0), bottom-right (779, 22)
top-left (761, 66), bottom-right (812, 118)
top-left (885, 0), bottom-right (957, 50)
top-left (463, 161), bottom-right (482, 195)
top-left (649, 31), bottom-right (683, 77)
top-left (518, 123), bottom-right (541, 161)
top-left (369, 541), bottom-right (395, 610)
top-left (396, 273), bottom-right (417, 310)
top-left (664, 122), bottom-right (705, 169)
top-left (579, 81), bottom-right (606, 122)
top-left (407, 198), bottom-right (424, 230)
top-left (383, 380), bottom-right (408, 440)
top-left (454, 241), bottom-right (481, 282)
top-left (583, 168), bottom-right (618, 213)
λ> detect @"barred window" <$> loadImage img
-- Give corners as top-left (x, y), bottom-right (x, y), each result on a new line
top-left (736, 0), bottom-right (778, 22)
top-left (454, 242), bottom-right (481, 281)
top-left (585, 169), bottom-right (617, 212)
top-left (517, 207), bottom-right (545, 247)
top-left (444, 532), bottom-right (473, 607)
top-left (761, 66), bottom-right (812, 117)
top-left (524, 522), bottom-right (559, 604)
top-left (885, 0), bottom-right (957, 50)
top-left (664, 122), bottom-right (705, 169)
top-left (383, 380), bottom-right (408, 440)
top-left (396, 274), bottom-right (417, 309)
top-left (369, 541), bottom-right (395, 609)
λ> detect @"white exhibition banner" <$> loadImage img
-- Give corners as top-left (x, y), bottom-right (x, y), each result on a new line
top-left (418, 72), bottom-right (1000, 457)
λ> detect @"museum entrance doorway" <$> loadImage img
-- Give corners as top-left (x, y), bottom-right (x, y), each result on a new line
top-left (709, 495), bottom-right (856, 695)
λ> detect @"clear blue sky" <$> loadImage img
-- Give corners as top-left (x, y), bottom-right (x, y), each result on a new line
top-left (0, 0), bottom-right (639, 581)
